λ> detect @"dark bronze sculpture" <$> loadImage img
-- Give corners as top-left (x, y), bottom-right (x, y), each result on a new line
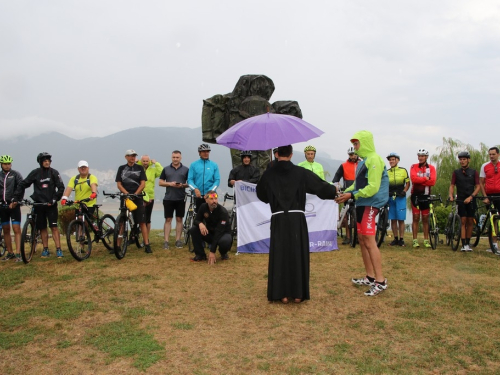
top-left (201, 75), bottom-right (302, 175)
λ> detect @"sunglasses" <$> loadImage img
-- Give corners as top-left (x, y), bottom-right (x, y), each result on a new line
top-left (206, 193), bottom-right (218, 198)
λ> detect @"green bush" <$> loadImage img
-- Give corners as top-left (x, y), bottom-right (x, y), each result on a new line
top-left (434, 205), bottom-right (451, 234)
top-left (58, 204), bottom-right (76, 234)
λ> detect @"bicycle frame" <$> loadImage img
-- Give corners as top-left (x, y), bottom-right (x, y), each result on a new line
top-left (415, 194), bottom-right (442, 249)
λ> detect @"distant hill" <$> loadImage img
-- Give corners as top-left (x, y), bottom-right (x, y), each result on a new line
top-left (0, 127), bottom-right (343, 199)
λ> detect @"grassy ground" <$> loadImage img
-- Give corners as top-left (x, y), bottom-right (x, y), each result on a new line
top-left (1, 231), bottom-right (500, 374)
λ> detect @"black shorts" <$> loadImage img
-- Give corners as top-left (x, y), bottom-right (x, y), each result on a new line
top-left (457, 199), bottom-right (476, 218)
top-left (144, 200), bottom-right (154, 224)
top-left (163, 200), bottom-right (185, 218)
top-left (35, 205), bottom-right (59, 229)
top-left (123, 196), bottom-right (146, 225)
top-left (0, 205), bottom-right (22, 226)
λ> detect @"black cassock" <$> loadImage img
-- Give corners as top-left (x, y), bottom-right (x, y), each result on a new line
top-left (256, 161), bottom-right (337, 301)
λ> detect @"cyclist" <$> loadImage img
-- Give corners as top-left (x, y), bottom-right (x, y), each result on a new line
top-left (386, 152), bottom-right (410, 247)
top-left (449, 151), bottom-right (480, 252)
top-left (479, 146), bottom-right (500, 252)
top-left (137, 155), bottom-right (163, 239)
top-left (14, 152), bottom-right (65, 258)
top-left (187, 144), bottom-right (220, 211)
top-left (116, 149), bottom-right (152, 254)
top-left (0, 155), bottom-right (23, 262)
top-left (159, 150), bottom-right (189, 250)
top-left (333, 146), bottom-right (360, 244)
top-left (298, 145), bottom-right (325, 179)
top-left (266, 148), bottom-right (279, 169)
top-left (410, 149), bottom-right (436, 249)
top-left (228, 150), bottom-right (260, 187)
top-left (61, 160), bottom-right (98, 214)
top-left (336, 131), bottom-right (389, 296)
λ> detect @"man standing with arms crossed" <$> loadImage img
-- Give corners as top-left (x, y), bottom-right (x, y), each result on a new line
top-left (449, 151), bottom-right (480, 252)
top-left (336, 131), bottom-right (389, 296)
top-left (479, 146), bottom-right (500, 253)
top-left (159, 150), bottom-right (189, 249)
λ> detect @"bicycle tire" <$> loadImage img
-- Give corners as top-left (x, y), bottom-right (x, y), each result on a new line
top-left (99, 214), bottom-right (115, 251)
top-left (0, 236), bottom-right (6, 257)
top-left (134, 224), bottom-right (144, 249)
top-left (488, 214), bottom-right (500, 255)
top-left (445, 215), bottom-right (453, 246)
top-left (471, 213), bottom-right (481, 248)
top-left (230, 209), bottom-right (237, 241)
top-left (451, 214), bottom-right (461, 251)
top-left (428, 214), bottom-right (438, 250)
top-left (183, 213), bottom-right (193, 246)
top-left (375, 207), bottom-right (388, 247)
top-left (113, 215), bottom-right (129, 260)
top-left (67, 220), bottom-right (92, 261)
top-left (348, 208), bottom-right (357, 248)
top-left (20, 220), bottom-right (37, 264)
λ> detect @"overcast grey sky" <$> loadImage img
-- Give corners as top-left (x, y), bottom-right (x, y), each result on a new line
top-left (1, 0), bottom-right (499, 165)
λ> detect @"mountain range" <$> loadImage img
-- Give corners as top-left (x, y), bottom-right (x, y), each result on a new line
top-left (0, 127), bottom-right (343, 199)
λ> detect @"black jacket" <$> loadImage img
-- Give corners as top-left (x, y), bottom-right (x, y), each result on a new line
top-left (0, 169), bottom-right (23, 203)
top-left (15, 167), bottom-right (65, 203)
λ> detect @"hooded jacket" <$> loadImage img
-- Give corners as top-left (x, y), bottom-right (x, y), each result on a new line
top-left (345, 130), bottom-right (389, 208)
top-left (136, 160), bottom-right (163, 200)
top-left (15, 167), bottom-right (65, 203)
top-left (297, 160), bottom-right (325, 180)
top-left (187, 158), bottom-right (220, 195)
top-left (0, 169), bottom-right (23, 203)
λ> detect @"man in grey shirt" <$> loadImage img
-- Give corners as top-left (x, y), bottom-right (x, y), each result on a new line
top-left (159, 150), bottom-right (189, 249)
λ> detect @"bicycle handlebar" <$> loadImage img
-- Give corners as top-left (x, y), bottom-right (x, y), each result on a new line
top-left (103, 191), bottom-right (145, 199)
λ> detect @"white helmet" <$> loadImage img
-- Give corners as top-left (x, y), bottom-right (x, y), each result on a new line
top-left (417, 148), bottom-right (429, 156)
top-left (347, 146), bottom-right (355, 155)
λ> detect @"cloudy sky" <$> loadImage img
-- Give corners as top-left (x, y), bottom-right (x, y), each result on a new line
top-left (1, 0), bottom-right (499, 165)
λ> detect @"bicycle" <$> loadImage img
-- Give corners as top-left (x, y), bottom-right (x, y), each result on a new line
top-left (65, 198), bottom-right (116, 261)
top-left (19, 200), bottom-right (46, 264)
top-left (103, 192), bottom-right (145, 260)
top-left (0, 204), bottom-right (8, 257)
top-left (415, 194), bottom-right (442, 250)
top-left (443, 198), bottom-right (461, 251)
top-left (473, 196), bottom-right (500, 255)
top-left (223, 192), bottom-right (237, 241)
top-left (337, 197), bottom-right (357, 248)
top-left (183, 193), bottom-right (197, 252)
top-left (375, 203), bottom-right (389, 247)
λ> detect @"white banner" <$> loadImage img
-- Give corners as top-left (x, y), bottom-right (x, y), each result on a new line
top-left (233, 181), bottom-right (339, 253)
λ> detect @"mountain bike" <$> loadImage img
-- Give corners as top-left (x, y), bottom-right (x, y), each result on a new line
top-left (375, 203), bottom-right (389, 247)
top-left (20, 200), bottom-right (46, 264)
top-left (337, 198), bottom-right (357, 247)
top-left (474, 196), bottom-right (500, 255)
top-left (183, 193), bottom-right (196, 252)
top-left (471, 200), bottom-right (488, 248)
top-left (223, 192), bottom-right (237, 241)
top-left (65, 198), bottom-right (116, 261)
top-left (443, 199), bottom-right (461, 251)
top-left (415, 194), bottom-right (442, 250)
top-left (104, 192), bottom-right (145, 260)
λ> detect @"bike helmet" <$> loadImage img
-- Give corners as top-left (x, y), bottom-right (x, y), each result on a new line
top-left (417, 148), bottom-right (429, 156)
top-left (386, 152), bottom-right (400, 160)
top-left (304, 145), bottom-right (316, 152)
top-left (37, 152), bottom-right (52, 164)
top-left (272, 148), bottom-right (278, 154)
top-left (457, 151), bottom-right (470, 159)
top-left (347, 146), bottom-right (355, 154)
top-left (240, 150), bottom-right (252, 157)
top-left (198, 144), bottom-right (211, 152)
top-left (0, 155), bottom-right (13, 163)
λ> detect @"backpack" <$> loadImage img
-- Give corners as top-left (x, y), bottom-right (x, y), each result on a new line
top-left (73, 174), bottom-right (92, 190)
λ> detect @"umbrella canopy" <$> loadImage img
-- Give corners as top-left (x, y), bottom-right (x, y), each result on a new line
top-left (216, 113), bottom-right (324, 151)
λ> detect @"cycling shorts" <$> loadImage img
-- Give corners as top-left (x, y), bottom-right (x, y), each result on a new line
top-left (457, 200), bottom-right (476, 218)
top-left (411, 194), bottom-right (430, 215)
top-left (0, 205), bottom-right (22, 226)
top-left (144, 200), bottom-right (154, 224)
top-left (388, 196), bottom-right (407, 221)
top-left (35, 205), bottom-right (59, 229)
top-left (163, 200), bottom-right (185, 218)
top-left (356, 206), bottom-right (379, 236)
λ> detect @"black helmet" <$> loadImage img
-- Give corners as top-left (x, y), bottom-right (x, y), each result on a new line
top-left (198, 144), bottom-right (211, 152)
top-left (37, 152), bottom-right (52, 164)
top-left (458, 151), bottom-right (470, 159)
top-left (240, 150), bottom-right (252, 157)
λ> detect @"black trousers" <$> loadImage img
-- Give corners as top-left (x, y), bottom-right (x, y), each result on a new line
top-left (189, 226), bottom-right (232, 258)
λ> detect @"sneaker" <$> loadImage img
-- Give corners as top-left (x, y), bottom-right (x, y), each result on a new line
top-left (41, 248), bottom-right (50, 258)
top-left (15, 254), bottom-right (22, 263)
top-left (487, 244), bottom-right (499, 253)
top-left (412, 239), bottom-right (420, 248)
top-left (399, 239), bottom-right (406, 247)
top-left (466, 245), bottom-right (473, 252)
top-left (145, 244), bottom-right (152, 254)
top-left (389, 239), bottom-right (399, 246)
top-left (1, 252), bottom-right (16, 261)
top-left (423, 239), bottom-right (432, 248)
top-left (190, 255), bottom-right (207, 262)
top-left (221, 253), bottom-right (230, 261)
top-left (163, 241), bottom-right (169, 250)
top-left (341, 238), bottom-right (350, 245)
top-left (175, 240), bottom-right (183, 248)
top-left (460, 245), bottom-right (467, 252)
top-left (56, 249), bottom-right (63, 258)
top-left (351, 276), bottom-right (375, 286)
top-left (364, 279), bottom-right (388, 296)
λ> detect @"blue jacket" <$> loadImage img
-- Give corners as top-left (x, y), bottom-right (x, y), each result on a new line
top-left (187, 158), bottom-right (220, 195)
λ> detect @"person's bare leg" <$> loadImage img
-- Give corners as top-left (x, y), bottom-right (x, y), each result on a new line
top-left (422, 214), bottom-right (429, 239)
top-left (164, 218), bottom-right (172, 242)
top-left (175, 217), bottom-right (183, 241)
top-left (50, 227), bottom-right (61, 248)
top-left (412, 213), bottom-right (420, 240)
top-left (358, 234), bottom-right (375, 278)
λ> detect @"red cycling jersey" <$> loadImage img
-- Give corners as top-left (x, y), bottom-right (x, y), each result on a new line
top-left (480, 162), bottom-right (500, 194)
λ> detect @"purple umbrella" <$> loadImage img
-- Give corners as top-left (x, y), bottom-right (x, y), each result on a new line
top-left (216, 113), bottom-right (324, 151)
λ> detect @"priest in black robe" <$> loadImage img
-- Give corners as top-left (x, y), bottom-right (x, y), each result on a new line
top-left (256, 145), bottom-right (337, 303)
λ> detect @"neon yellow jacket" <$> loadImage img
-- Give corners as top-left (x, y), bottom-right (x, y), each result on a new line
top-left (136, 161), bottom-right (162, 200)
top-left (298, 160), bottom-right (325, 180)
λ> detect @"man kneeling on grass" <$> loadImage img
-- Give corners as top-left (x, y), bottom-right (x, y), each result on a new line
top-left (189, 190), bottom-right (232, 265)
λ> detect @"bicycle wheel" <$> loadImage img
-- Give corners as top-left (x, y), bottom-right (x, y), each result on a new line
top-left (488, 214), bottom-right (500, 255)
top-left (348, 208), bottom-right (357, 248)
top-left (99, 214), bottom-right (115, 251)
top-left (428, 214), bottom-right (439, 250)
top-left (134, 225), bottom-right (144, 249)
top-left (375, 208), bottom-right (388, 247)
top-left (230, 210), bottom-right (237, 241)
top-left (20, 220), bottom-right (37, 263)
top-left (113, 215), bottom-right (129, 260)
top-left (67, 220), bottom-right (91, 261)
top-left (183, 213), bottom-right (193, 245)
top-left (445, 215), bottom-right (453, 246)
top-left (471, 213), bottom-right (485, 248)
top-left (451, 214), bottom-right (461, 251)
top-left (0, 235), bottom-right (6, 257)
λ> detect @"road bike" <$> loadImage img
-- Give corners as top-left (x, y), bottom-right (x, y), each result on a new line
top-left (443, 199), bottom-right (461, 251)
top-left (415, 194), bottom-right (442, 250)
top-left (474, 196), bottom-right (500, 255)
top-left (223, 192), bottom-right (237, 241)
top-left (470, 200), bottom-right (488, 248)
top-left (20, 200), bottom-right (46, 264)
top-left (65, 198), bottom-right (116, 261)
top-left (375, 203), bottom-right (389, 247)
top-left (183, 193), bottom-right (196, 252)
top-left (104, 192), bottom-right (145, 260)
